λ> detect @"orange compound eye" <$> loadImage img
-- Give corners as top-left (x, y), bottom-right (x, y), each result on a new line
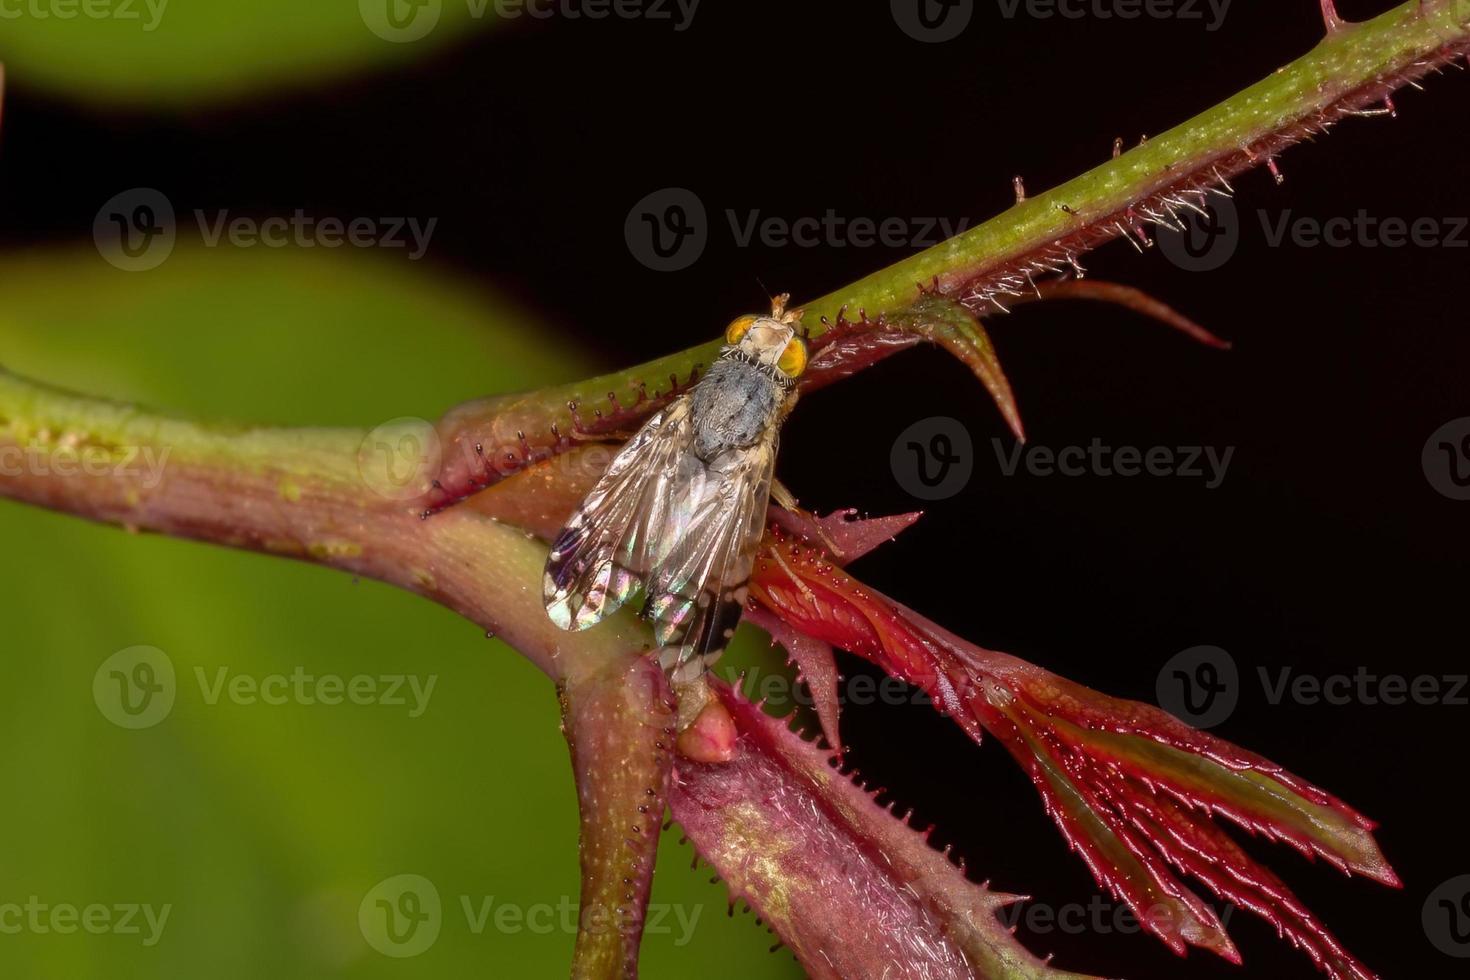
top-left (777, 336), bottom-right (808, 378)
top-left (724, 314), bottom-right (758, 345)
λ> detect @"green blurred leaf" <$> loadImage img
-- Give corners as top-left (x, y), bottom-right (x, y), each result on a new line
top-left (0, 245), bottom-right (800, 979)
top-left (0, 0), bottom-right (493, 106)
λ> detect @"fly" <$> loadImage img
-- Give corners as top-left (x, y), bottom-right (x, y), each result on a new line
top-left (543, 294), bottom-right (808, 685)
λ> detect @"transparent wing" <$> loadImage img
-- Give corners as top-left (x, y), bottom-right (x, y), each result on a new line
top-left (642, 436), bottom-right (776, 682)
top-left (543, 399), bottom-right (695, 631)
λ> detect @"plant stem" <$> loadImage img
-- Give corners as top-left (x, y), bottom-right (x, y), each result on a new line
top-left (425, 0), bottom-right (1470, 509)
top-left (0, 369), bottom-right (647, 680)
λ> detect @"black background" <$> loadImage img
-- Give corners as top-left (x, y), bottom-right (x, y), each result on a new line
top-left (2, 1), bottom-right (1467, 977)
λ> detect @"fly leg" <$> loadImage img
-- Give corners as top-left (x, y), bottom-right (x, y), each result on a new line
top-left (771, 477), bottom-right (799, 513)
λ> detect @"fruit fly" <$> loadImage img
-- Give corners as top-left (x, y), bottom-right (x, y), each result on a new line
top-left (543, 295), bottom-right (808, 686)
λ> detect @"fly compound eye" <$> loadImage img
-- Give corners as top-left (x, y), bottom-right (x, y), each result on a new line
top-left (724, 314), bottom-right (758, 345)
top-left (777, 336), bottom-right (808, 378)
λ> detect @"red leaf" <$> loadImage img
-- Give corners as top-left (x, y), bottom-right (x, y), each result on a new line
top-left (748, 520), bottom-right (1396, 980)
top-left (670, 682), bottom-right (1102, 980)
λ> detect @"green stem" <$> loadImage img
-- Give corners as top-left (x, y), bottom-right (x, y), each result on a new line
top-left (0, 369), bottom-right (647, 680)
top-left (430, 0), bottom-right (1469, 492)
top-left (802, 0), bottom-right (1470, 327)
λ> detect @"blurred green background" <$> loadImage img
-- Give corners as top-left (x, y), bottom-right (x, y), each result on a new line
top-left (0, 7), bottom-right (801, 974)
top-left (0, 245), bottom-right (799, 979)
top-left (0, 0), bottom-right (488, 104)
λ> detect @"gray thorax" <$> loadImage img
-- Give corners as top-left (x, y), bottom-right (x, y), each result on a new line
top-left (690, 350), bottom-right (790, 459)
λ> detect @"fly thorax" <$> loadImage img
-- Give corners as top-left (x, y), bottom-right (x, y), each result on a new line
top-left (691, 357), bottom-right (783, 459)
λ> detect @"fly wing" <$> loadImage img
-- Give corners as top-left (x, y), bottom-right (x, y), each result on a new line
top-left (642, 435), bottom-right (777, 682)
top-left (543, 399), bottom-right (695, 631)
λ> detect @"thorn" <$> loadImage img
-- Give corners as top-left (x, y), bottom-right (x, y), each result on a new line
top-left (1175, 196), bottom-right (1209, 218)
top-left (1116, 222), bottom-right (1143, 253)
top-left (1266, 158), bottom-right (1285, 185)
top-left (1319, 0), bottom-right (1344, 33)
top-left (1012, 175), bottom-right (1026, 204)
top-left (1112, 136), bottom-right (1123, 159)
